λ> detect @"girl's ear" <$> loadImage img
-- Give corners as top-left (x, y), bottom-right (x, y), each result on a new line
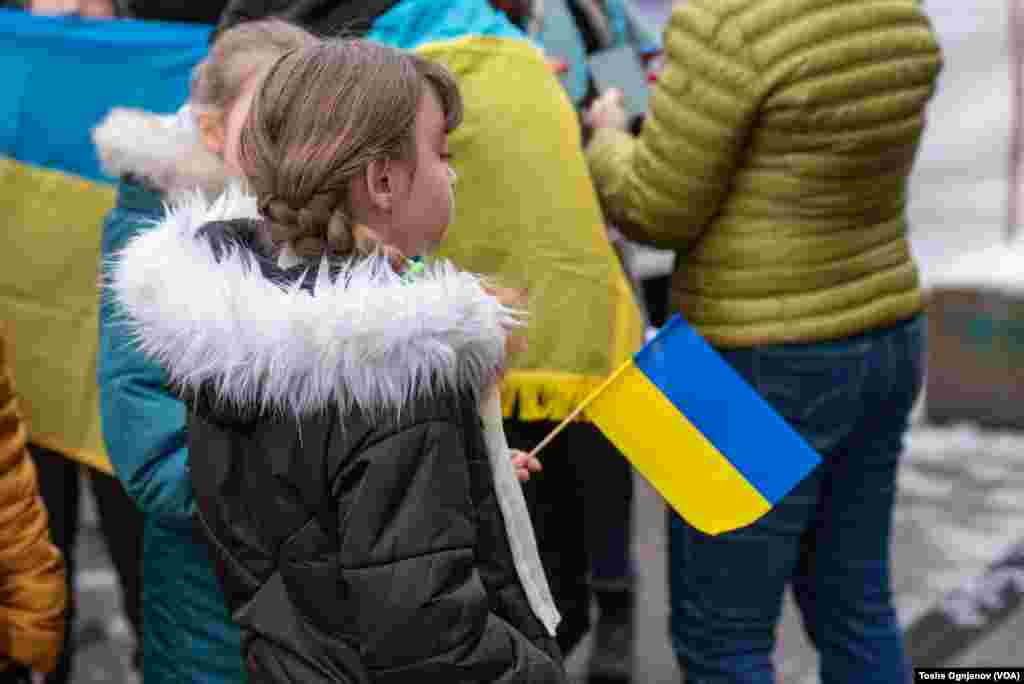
top-left (364, 158), bottom-right (394, 211)
top-left (196, 110), bottom-right (226, 156)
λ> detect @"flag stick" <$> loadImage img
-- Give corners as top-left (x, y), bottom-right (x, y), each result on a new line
top-left (527, 359), bottom-right (632, 459)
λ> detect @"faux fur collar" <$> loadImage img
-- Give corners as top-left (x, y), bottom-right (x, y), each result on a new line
top-left (109, 186), bottom-right (516, 418)
top-left (91, 106), bottom-right (231, 198)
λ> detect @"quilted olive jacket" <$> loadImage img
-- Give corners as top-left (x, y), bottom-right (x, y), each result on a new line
top-left (588, 0), bottom-right (943, 347)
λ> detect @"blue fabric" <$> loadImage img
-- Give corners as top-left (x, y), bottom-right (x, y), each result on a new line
top-left (0, 9), bottom-right (209, 182)
top-left (667, 315), bottom-right (926, 684)
top-left (368, 0), bottom-right (522, 49)
top-left (97, 182), bottom-right (244, 684)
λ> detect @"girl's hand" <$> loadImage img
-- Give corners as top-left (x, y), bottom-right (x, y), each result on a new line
top-left (510, 449), bottom-right (542, 482)
top-left (586, 88), bottom-right (628, 132)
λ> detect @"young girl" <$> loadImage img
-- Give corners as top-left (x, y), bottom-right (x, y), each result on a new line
top-left (111, 39), bottom-right (565, 683)
top-left (93, 19), bottom-right (316, 684)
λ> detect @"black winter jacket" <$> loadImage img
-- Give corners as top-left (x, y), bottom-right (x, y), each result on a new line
top-left (109, 188), bottom-right (565, 683)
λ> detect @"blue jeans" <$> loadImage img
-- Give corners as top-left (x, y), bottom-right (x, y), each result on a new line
top-left (668, 315), bottom-right (926, 684)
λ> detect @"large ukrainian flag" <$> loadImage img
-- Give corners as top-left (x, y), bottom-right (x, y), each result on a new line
top-left (585, 315), bottom-right (821, 535)
top-left (0, 10), bottom-right (209, 473)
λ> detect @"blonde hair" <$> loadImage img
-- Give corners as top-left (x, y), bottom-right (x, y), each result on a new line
top-left (190, 19), bottom-right (317, 113)
top-left (237, 39), bottom-right (463, 262)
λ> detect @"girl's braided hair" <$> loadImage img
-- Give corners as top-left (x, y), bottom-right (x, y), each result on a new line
top-left (238, 39), bottom-right (463, 261)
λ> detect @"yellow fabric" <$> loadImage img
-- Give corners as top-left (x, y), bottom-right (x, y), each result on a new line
top-left (0, 158), bottom-right (114, 474)
top-left (417, 37), bottom-right (644, 420)
top-left (585, 362), bottom-right (770, 535)
top-left (587, 0), bottom-right (943, 348)
top-left (0, 326), bottom-right (67, 674)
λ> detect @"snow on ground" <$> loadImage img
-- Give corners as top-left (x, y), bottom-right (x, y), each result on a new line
top-left (897, 422), bottom-right (1024, 622)
top-left (927, 241), bottom-right (1024, 294)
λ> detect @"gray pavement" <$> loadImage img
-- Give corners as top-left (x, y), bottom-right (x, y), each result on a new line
top-left (63, 518), bottom-right (139, 684)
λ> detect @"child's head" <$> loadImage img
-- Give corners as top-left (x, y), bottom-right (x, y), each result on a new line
top-left (237, 39), bottom-right (463, 262)
top-left (190, 19), bottom-right (317, 172)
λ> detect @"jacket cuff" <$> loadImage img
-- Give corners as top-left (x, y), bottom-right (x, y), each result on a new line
top-left (585, 127), bottom-right (637, 211)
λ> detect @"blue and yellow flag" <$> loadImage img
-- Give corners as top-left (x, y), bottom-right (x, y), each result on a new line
top-left (0, 10), bottom-right (209, 473)
top-left (585, 315), bottom-right (821, 535)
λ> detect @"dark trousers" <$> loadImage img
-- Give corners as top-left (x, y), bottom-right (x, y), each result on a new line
top-left (641, 275), bottom-right (673, 329)
top-left (504, 419), bottom-right (634, 656)
top-left (0, 665), bottom-right (32, 683)
top-left (29, 444), bottom-right (144, 684)
top-left (668, 316), bottom-right (925, 684)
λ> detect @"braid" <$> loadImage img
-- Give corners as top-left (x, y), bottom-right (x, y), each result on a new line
top-left (258, 191), bottom-right (361, 260)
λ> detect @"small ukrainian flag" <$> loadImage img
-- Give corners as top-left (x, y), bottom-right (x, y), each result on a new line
top-left (580, 314), bottom-right (821, 535)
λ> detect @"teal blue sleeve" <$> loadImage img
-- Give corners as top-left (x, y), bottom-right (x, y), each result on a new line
top-left (97, 205), bottom-right (195, 526)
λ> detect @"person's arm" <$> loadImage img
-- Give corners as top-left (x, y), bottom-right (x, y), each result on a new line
top-left (97, 209), bottom-right (195, 526)
top-left (97, 366), bottom-right (193, 523)
top-left (0, 335), bottom-right (66, 676)
top-left (586, 1), bottom-right (761, 249)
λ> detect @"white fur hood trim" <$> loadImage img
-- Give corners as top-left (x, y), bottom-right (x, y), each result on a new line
top-left (91, 106), bottom-right (231, 198)
top-left (109, 186), bottom-right (516, 418)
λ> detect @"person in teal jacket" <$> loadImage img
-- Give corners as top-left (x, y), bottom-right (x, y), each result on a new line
top-left (93, 18), bottom-right (319, 683)
top-left (95, 115), bottom-right (244, 684)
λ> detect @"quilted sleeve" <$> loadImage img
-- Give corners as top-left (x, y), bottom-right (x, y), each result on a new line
top-left (0, 330), bottom-right (66, 673)
top-left (587, 0), bottom-right (761, 248)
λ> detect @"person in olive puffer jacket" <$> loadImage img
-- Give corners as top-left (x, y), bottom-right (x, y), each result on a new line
top-left (585, 1), bottom-right (942, 683)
